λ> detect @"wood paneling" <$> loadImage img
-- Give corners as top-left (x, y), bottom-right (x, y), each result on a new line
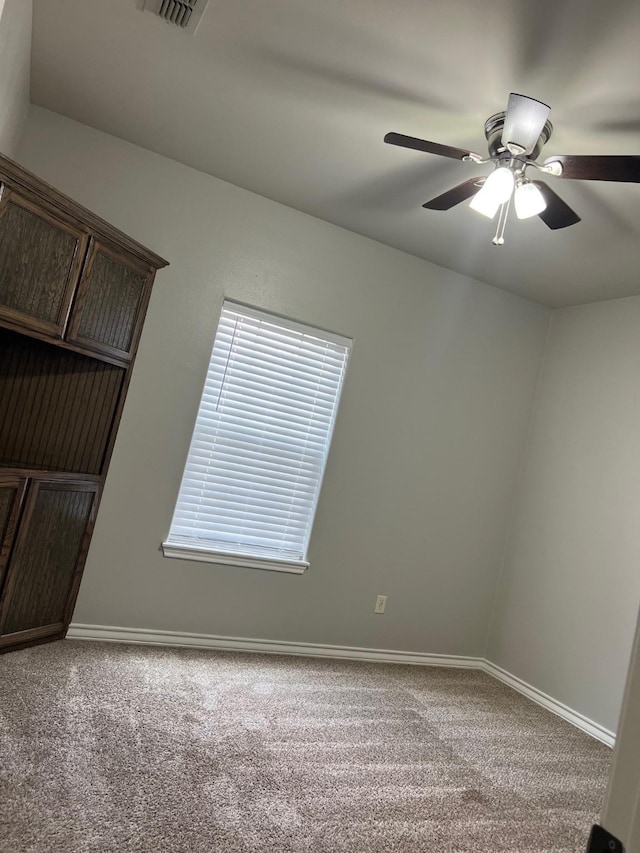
top-left (0, 488), bottom-right (15, 542)
top-left (67, 242), bottom-right (152, 359)
top-left (0, 190), bottom-right (87, 335)
top-left (0, 477), bottom-right (26, 589)
top-left (76, 251), bottom-right (146, 350)
top-left (0, 327), bottom-right (125, 474)
top-left (0, 480), bottom-right (97, 636)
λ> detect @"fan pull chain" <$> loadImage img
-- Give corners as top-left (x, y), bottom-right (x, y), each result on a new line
top-left (492, 196), bottom-right (511, 246)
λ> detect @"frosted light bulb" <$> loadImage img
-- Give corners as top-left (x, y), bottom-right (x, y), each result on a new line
top-left (469, 167), bottom-right (514, 219)
top-left (514, 182), bottom-right (547, 219)
top-left (469, 192), bottom-right (501, 219)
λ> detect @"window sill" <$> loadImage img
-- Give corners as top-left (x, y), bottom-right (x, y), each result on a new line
top-left (161, 542), bottom-right (309, 574)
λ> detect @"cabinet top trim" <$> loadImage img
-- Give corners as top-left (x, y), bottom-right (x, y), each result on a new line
top-left (0, 154), bottom-right (169, 271)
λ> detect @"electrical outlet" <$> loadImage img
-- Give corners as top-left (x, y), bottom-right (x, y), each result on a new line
top-left (374, 595), bottom-right (387, 614)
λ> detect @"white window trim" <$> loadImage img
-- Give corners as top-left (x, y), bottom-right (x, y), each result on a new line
top-left (161, 541), bottom-right (309, 574)
top-left (163, 300), bottom-right (351, 572)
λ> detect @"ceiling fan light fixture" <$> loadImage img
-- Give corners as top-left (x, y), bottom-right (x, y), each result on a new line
top-left (514, 181), bottom-right (547, 219)
top-left (469, 166), bottom-right (514, 218)
top-left (386, 89), bottom-right (634, 241)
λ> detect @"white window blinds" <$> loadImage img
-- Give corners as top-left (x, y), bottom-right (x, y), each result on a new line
top-left (164, 301), bottom-right (351, 571)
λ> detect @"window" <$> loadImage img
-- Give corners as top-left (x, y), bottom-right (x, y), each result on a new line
top-left (163, 301), bottom-right (351, 573)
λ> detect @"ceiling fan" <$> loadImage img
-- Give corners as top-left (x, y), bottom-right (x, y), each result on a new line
top-left (385, 93), bottom-right (640, 245)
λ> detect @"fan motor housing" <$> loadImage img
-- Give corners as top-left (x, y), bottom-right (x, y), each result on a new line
top-left (484, 112), bottom-right (553, 161)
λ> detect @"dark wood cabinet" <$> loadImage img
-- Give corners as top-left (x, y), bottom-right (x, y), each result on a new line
top-left (66, 239), bottom-right (153, 360)
top-left (0, 154), bottom-right (168, 653)
top-left (0, 187), bottom-right (87, 338)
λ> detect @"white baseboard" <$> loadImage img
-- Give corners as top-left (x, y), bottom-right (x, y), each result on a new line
top-left (483, 661), bottom-right (615, 747)
top-left (66, 623), bottom-right (615, 747)
top-left (66, 623), bottom-right (482, 669)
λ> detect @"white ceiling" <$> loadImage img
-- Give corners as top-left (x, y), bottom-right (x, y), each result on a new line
top-left (30, 0), bottom-right (640, 307)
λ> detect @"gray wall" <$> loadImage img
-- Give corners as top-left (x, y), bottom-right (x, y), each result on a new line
top-left (0, 0), bottom-right (31, 157)
top-left (487, 298), bottom-right (640, 733)
top-left (17, 107), bottom-right (549, 656)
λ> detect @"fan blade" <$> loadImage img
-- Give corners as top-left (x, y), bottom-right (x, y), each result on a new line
top-left (384, 132), bottom-right (478, 161)
top-left (543, 155), bottom-right (640, 182)
top-left (422, 178), bottom-right (485, 210)
top-left (502, 94), bottom-right (550, 155)
top-left (531, 181), bottom-right (581, 230)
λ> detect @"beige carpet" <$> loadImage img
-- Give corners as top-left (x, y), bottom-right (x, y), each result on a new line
top-left (0, 640), bottom-right (609, 853)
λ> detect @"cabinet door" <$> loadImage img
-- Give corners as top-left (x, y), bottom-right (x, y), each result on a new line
top-left (0, 478), bottom-right (98, 648)
top-left (0, 475), bottom-right (27, 591)
top-left (0, 187), bottom-right (88, 337)
top-left (66, 239), bottom-right (153, 361)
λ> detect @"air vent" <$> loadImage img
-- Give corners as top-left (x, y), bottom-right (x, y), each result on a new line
top-left (158, 0), bottom-right (195, 27)
top-left (142, 0), bottom-right (208, 35)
